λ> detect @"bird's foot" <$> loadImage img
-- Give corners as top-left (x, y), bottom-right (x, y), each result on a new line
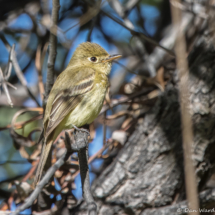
top-left (72, 125), bottom-right (90, 137)
top-left (71, 125), bottom-right (91, 151)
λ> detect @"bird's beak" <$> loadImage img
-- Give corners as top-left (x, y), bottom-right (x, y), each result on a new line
top-left (102, 54), bottom-right (122, 63)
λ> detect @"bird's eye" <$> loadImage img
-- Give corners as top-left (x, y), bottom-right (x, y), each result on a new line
top-left (90, 57), bottom-right (97, 62)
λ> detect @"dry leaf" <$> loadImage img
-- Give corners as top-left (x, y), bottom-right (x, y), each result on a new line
top-left (112, 130), bottom-right (127, 145)
top-left (147, 89), bottom-right (160, 99)
top-left (146, 67), bottom-right (165, 91)
top-left (106, 110), bottom-right (130, 120)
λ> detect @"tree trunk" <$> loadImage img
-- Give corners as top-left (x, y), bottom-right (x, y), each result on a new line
top-left (72, 30), bottom-right (215, 215)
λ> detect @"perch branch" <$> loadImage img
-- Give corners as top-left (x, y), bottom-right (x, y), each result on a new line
top-left (75, 130), bottom-right (97, 215)
top-left (14, 130), bottom-right (97, 215)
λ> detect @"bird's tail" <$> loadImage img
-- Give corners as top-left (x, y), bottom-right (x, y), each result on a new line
top-left (34, 134), bottom-right (53, 187)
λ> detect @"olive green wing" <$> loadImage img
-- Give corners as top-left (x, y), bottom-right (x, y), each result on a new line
top-left (44, 67), bottom-right (95, 139)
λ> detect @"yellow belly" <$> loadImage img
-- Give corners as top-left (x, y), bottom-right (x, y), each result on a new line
top-left (63, 83), bottom-right (107, 129)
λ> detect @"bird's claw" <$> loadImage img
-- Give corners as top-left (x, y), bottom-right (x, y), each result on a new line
top-left (73, 125), bottom-right (91, 138)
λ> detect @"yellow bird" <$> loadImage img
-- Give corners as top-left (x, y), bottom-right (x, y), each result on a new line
top-left (34, 42), bottom-right (121, 185)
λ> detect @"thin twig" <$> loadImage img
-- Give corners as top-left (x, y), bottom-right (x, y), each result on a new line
top-left (0, 45), bottom-right (17, 107)
top-left (101, 10), bottom-right (175, 56)
top-left (14, 130), bottom-right (97, 214)
top-left (100, 88), bottom-right (150, 114)
top-left (14, 148), bottom-right (69, 215)
top-left (124, 0), bottom-right (140, 11)
top-left (103, 111), bottom-right (107, 146)
top-left (11, 45), bottom-right (40, 107)
top-left (0, 67), bottom-right (16, 107)
top-left (114, 60), bottom-right (140, 75)
top-left (0, 108), bottom-right (42, 131)
top-left (170, 1), bottom-right (199, 214)
top-left (35, 44), bottom-right (45, 101)
top-left (110, 0), bottom-right (134, 29)
top-left (22, 160), bottom-right (39, 182)
top-left (4, 43), bottom-right (14, 80)
top-left (87, 16), bottom-right (97, 42)
top-left (64, 0), bottom-right (102, 33)
top-left (0, 34), bottom-right (40, 107)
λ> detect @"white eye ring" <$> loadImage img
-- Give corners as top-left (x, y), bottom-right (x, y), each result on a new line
top-left (88, 57), bottom-right (98, 63)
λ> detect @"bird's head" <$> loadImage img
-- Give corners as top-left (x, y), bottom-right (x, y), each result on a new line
top-left (69, 42), bottom-right (121, 75)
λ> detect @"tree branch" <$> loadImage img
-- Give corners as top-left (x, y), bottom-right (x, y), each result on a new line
top-left (11, 46), bottom-right (40, 107)
top-left (14, 130), bottom-right (97, 215)
top-left (170, 0), bottom-right (199, 214)
top-left (0, 38), bottom-right (40, 107)
top-left (0, 67), bottom-right (16, 107)
top-left (0, 44), bottom-right (17, 107)
top-left (14, 148), bottom-right (69, 215)
top-left (75, 131), bottom-right (97, 215)
top-left (45, 0), bottom-right (60, 98)
top-left (101, 9), bottom-right (174, 57)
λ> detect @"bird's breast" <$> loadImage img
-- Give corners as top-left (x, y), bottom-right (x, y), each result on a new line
top-left (64, 76), bottom-right (108, 128)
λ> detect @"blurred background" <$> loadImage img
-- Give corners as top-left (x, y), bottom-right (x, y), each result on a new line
top-left (1, 0), bottom-right (214, 214)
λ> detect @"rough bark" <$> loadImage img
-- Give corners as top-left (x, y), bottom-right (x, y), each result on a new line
top-left (71, 35), bottom-right (215, 214)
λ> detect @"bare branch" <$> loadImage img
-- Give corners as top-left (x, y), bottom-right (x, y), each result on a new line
top-left (110, 0), bottom-right (134, 29)
top-left (101, 10), bottom-right (174, 56)
top-left (170, 0), bottom-right (199, 214)
top-left (75, 131), bottom-right (97, 215)
top-left (0, 44), bottom-right (17, 107)
top-left (0, 67), bottom-right (15, 107)
top-left (141, 12), bottom-right (193, 77)
top-left (45, 0), bottom-right (60, 98)
top-left (14, 148), bottom-right (69, 215)
top-left (4, 43), bottom-right (14, 80)
top-left (11, 45), bottom-right (40, 106)
top-left (35, 44), bottom-right (45, 101)
top-left (100, 88), bottom-right (150, 115)
top-left (64, 0), bottom-right (102, 33)
top-left (124, 0), bottom-right (140, 11)
top-left (0, 84), bottom-right (39, 106)
top-left (0, 37), bottom-right (40, 106)
top-left (14, 129), bottom-right (96, 215)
